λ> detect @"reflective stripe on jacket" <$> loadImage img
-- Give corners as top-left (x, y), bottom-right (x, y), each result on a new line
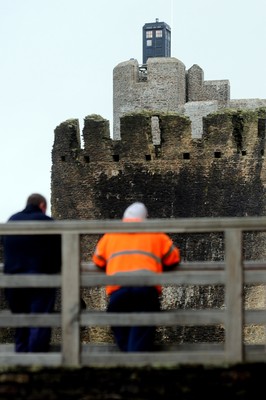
top-left (92, 232), bottom-right (181, 295)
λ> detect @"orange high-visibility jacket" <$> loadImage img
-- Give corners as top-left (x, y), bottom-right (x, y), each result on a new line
top-left (92, 231), bottom-right (181, 295)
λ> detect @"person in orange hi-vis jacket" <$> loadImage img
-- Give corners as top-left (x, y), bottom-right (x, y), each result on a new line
top-left (92, 202), bottom-right (181, 352)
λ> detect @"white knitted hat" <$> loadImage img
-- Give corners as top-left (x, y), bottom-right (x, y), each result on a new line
top-left (123, 202), bottom-right (148, 220)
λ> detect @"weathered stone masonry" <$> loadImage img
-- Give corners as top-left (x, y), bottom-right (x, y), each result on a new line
top-left (51, 108), bottom-right (266, 343)
top-left (52, 109), bottom-right (266, 251)
top-left (113, 57), bottom-right (266, 140)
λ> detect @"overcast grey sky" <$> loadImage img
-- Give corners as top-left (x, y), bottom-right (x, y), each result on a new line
top-left (0, 0), bottom-right (265, 221)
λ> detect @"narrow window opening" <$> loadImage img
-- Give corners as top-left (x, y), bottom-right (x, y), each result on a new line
top-left (183, 153), bottom-right (190, 160)
top-left (154, 145), bottom-right (161, 158)
top-left (61, 156), bottom-right (66, 162)
top-left (84, 155), bottom-right (90, 163)
top-left (261, 149), bottom-right (264, 156)
top-left (258, 119), bottom-right (266, 138)
top-left (113, 154), bottom-right (119, 162)
top-left (241, 151), bottom-right (247, 156)
top-left (214, 151), bottom-right (221, 158)
top-left (145, 154), bottom-right (151, 161)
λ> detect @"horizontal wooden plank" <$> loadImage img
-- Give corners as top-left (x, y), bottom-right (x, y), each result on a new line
top-left (0, 312), bottom-right (61, 327)
top-left (81, 261), bottom-right (266, 271)
top-left (0, 270), bottom-right (265, 287)
top-left (80, 344), bottom-right (266, 366)
top-left (0, 270), bottom-right (226, 288)
top-left (245, 309), bottom-right (266, 324)
top-left (244, 352), bottom-right (266, 362)
top-left (80, 351), bottom-right (227, 366)
top-left (1, 343), bottom-right (264, 353)
top-left (80, 345), bottom-right (266, 366)
top-left (80, 310), bottom-right (225, 326)
top-left (80, 270), bottom-right (226, 286)
top-left (0, 310), bottom-right (224, 327)
top-left (1, 216), bottom-right (266, 234)
top-left (2, 261), bottom-right (266, 274)
top-left (1, 309), bottom-right (264, 328)
top-left (0, 274), bottom-right (61, 287)
top-left (244, 271), bottom-right (266, 283)
top-left (1, 343), bottom-right (265, 367)
top-left (0, 353), bottom-right (62, 366)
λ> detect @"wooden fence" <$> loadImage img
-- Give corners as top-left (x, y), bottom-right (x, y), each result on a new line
top-left (0, 217), bottom-right (266, 367)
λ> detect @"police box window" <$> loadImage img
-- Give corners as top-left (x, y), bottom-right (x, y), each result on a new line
top-left (156, 30), bottom-right (162, 37)
top-left (146, 31), bottom-right (153, 38)
top-left (146, 39), bottom-right (152, 46)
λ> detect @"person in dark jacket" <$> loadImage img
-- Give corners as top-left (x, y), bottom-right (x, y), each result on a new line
top-left (3, 193), bottom-right (61, 352)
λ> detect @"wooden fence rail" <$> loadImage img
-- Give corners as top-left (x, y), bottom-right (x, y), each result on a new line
top-left (0, 217), bottom-right (266, 367)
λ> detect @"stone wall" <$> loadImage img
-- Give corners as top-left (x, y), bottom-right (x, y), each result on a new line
top-left (51, 108), bottom-right (266, 344)
top-left (52, 109), bottom-right (266, 232)
top-left (113, 58), bottom-right (232, 139)
top-left (51, 108), bottom-right (266, 261)
top-left (112, 57), bottom-right (266, 139)
top-left (187, 64), bottom-right (230, 105)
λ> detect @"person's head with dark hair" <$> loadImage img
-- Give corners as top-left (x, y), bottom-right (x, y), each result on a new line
top-left (26, 193), bottom-right (47, 214)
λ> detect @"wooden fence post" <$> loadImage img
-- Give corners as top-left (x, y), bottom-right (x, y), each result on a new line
top-left (61, 233), bottom-right (80, 366)
top-left (224, 228), bottom-right (244, 363)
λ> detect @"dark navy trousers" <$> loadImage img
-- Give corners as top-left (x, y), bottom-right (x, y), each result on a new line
top-left (107, 286), bottom-right (160, 352)
top-left (5, 288), bottom-right (56, 352)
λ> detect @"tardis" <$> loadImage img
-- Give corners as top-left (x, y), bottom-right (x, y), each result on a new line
top-left (142, 18), bottom-right (171, 64)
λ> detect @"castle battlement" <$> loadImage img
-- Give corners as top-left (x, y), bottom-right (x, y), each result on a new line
top-left (52, 109), bottom-right (266, 166)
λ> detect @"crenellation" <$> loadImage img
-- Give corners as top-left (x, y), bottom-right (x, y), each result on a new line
top-left (201, 110), bottom-right (266, 160)
top-left (186, 64), bottom-right (203, 101)
top-left (82, 114), bottom-right (113, 162)
top-left (202, 112), bottom-right (239, 159)
top-left (116, 114), bottom-right (155, 161)
top-left (158, 114), bottom-right (192, 160)
top-left (52, 119), bottom-right (81, 164)
top-left (53, 119), bottom-right (81, 149)
top-left (52, 109), bottom-right (266, 169)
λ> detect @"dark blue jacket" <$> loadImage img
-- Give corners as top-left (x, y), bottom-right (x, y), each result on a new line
top-left (3, 204), bottom-right (61, 274)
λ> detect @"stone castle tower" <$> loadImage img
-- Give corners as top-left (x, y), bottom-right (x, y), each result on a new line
top-left (113, 57), bottom-right (266, 140)
top-left (50, 25), bottom-right (266, 344)
top-left (112, 19), bottom-right (266, 140)
top-left (51, 19), bottom-right (266, 263)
